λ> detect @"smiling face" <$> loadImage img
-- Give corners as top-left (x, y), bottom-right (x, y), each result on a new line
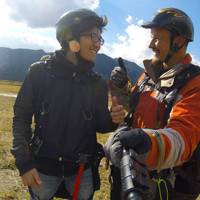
top-left (79, 26), bottom-right (101, 62)
top-left (149, 27), bottom-right (171, 65)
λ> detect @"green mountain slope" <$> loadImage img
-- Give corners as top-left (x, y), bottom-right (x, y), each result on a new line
top-left (0, 47), bottom-right (144, 85)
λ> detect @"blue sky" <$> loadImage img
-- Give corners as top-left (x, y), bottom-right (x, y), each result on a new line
top-left (0, 0), bottom-right (199, 67)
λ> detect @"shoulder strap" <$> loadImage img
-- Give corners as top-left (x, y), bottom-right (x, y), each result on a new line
top-left (125, 64), bottom-right (200, 128)
top-left (37, 55), bottom-right (54, 136)
top-left (124, 73), bottom-right (150, 127)
top-left (169, 64), bottom-right (200, 91)
top-left (42, 58), bottom-right (53, 114)
top-left (163, 64), bottom-right (200, 127)
top-left (30, 55), bottom-right (54, 153)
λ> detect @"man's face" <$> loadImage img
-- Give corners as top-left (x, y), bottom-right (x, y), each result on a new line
top-left (79, 26), bottom-right (101, 62)
top-left (149, 27), bottom-right (171, 65)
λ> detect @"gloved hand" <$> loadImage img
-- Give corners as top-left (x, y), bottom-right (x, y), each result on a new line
top-left (103, 126), bottom-right (152, 167)
top-left (103, 125), bottom-right (130, 168)
top-left (111, 57), bottom-right (128, 88)
top-left (119, 128), bottom-right (152, 155)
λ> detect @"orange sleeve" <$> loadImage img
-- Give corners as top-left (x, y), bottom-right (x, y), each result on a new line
top-left (145, 75), bottom-right (200, 170)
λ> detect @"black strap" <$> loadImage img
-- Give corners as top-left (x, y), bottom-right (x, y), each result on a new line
top-left (125, 64), bottom-right (200, 129)
top-left (124, 74), bottom-right (150, 127)
top-left (82, 84), bottom-right (93, 121)
top-left (28, 186), bottom-right (40, 200)
top-left (38, 58), bottom-right (53, 131)
top-left (42, 61), bottom-right (52, 111)
top-left (163, 64), bottom-right (200, 127)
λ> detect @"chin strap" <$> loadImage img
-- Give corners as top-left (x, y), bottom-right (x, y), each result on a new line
top-left (164, 30), bottom-right (187, 64)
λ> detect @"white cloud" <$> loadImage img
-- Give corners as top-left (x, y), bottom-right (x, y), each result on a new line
top-left (91, 0), bottom-right (100, 9)
top-left (126, 15), bottom-right (133, 24)
top-left (99, 44), bottom-right (110, 55)
top-left (191, 54), bottom-right (200, 66)
top-left (107, 20), bottom-right (200, 68)
top-left (108, 22), bottom-right (153, 67)
top-left (117, 34), bottom-right (127, 42)
top-left (1, 0), bottom-right (199, 69)
top-left (0, 0), bottom-right (11, 31)
top-left (137, 19), bottom-right (144, 25)
top-left (0, 31), bottom-right (60, 53)
top-left (0, 0), bottom-right (100, 52)
top-left (4, 0), bottom-right (99, 28)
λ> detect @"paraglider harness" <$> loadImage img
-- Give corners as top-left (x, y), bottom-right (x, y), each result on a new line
top-left (29, 55), bottom-right (105, 200)
top-left (109, 63), bottom-right (200, 200)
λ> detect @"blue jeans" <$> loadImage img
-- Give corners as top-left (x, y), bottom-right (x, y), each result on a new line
top-left (30, 167), bottom-right (93, 200)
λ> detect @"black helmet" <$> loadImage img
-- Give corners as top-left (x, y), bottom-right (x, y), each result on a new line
top-left (142, 7), bottom-right (194, 41)
top-left (56, 8), bottom-right (100, 46)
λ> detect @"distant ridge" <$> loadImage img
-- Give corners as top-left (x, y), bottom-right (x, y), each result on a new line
top-left (0, 47), bottom-right (144, 85)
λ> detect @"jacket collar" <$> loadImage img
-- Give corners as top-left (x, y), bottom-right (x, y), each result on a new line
top-left (143, 54), bottom-right (192, 88)
top-left (55, 50), bottom-right (95, 73)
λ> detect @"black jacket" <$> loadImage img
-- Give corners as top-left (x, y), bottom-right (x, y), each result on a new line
top-left (11, 50), bottom-right (117, 177)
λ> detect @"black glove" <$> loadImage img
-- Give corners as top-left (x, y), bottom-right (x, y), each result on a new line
top-left (119, 128), bottom-right (152, 155)
top-left (111, 57), bottom-right (128, 88)
top-left (103, 124), bottom-right (130, 168)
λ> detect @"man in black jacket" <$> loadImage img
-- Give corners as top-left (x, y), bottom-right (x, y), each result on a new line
top-left (11, 8), bottom-right (125, 200)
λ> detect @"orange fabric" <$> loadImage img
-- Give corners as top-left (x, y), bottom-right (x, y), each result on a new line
top-left (131, 71), bottom-right (146, 92)
top-left (132, 71), bottom-right (200, 169)
top-left (108, 55), bottom-right (200, 170)
top-left (179, 53), bottom-right (192, 67)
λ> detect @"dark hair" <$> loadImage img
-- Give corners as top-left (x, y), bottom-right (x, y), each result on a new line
top-left (61, 15), bottom-right (107, 51)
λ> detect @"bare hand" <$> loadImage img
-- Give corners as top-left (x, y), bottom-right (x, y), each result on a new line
top-left (110, 96), bottom-right (125, 124)
top-left (21, 168), bottom-right (42, 189)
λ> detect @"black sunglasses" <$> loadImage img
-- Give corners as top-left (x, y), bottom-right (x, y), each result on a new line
top-left (80, 33), bottom-right (105, 45)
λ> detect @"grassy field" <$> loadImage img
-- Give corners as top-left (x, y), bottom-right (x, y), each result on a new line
top-left (1, 80), bottom-right (200, 200)
top-left (0, 80), bottom-right (112, 200)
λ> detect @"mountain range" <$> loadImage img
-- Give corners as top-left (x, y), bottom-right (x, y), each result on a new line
top-left (0, 47), bottom-right (144, 85)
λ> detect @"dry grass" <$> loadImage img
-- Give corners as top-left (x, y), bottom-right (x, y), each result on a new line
top-left (0, 80), bottom-right (21, 94)
top-left (0, 81), bottom-right (200, 200)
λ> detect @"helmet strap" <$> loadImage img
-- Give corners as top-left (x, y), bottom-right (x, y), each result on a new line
top-left (164, 30), bottom-right (176, 63)
top-left (164, 30), bottom-right (186, 64)
top-left (164, 42), bottom-right (187, 64)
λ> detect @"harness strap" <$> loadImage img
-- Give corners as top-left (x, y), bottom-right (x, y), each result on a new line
top-left (42, 59), bottom-right (53, 114)
top-left (28, 186), bottom-right (40, 200)
top-left (83, 85), bottom-right (92, 121)
top-left (43, 61), bottom-right (52, 104)
top-left (173, 166), bottom-right (200, 192)
top-left (72, 154), bottom-right (91, 200)
top-left (73, 164), bottom-right (85, 200)
top-left (125, 75), bottom-right (150, 127)
top-left (37, 58), bottom-right (53, 133)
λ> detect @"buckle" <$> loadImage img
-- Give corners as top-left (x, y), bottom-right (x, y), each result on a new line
top-left (77, 154), bottom-right (91, 165)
